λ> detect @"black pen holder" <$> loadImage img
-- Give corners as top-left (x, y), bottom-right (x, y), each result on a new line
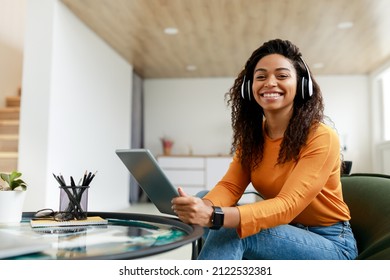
top-left (59, 186), bottom-right (89, 220)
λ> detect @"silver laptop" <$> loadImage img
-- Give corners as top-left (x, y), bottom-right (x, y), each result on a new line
top-left (115, 149), bottom-right (179, 216)
top-left (0, 231), bottom-right (51, 259)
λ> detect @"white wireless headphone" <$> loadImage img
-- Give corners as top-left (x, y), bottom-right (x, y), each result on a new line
top-left (241, 56), bottom-right (313, 101)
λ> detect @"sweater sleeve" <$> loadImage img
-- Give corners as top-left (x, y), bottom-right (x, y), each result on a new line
top-left (203, 152), bottom-right (252, 207)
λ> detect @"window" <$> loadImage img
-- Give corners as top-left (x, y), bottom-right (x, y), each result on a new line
top-left (382, 70), bottom-right (390, 141)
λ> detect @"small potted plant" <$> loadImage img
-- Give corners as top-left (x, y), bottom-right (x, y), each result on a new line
top-left (160, 137), bottom-right (174, 155)
top-left (0, 171), bottom-right (28, 224)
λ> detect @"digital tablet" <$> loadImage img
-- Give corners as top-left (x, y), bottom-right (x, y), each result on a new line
top-left (115, 149), bottom-right (179, 216)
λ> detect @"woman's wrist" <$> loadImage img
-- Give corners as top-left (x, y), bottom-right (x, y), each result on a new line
top-left (200, 200), bottom-right (240, 228)
top-left (220, 206), bottom-right (240, 228)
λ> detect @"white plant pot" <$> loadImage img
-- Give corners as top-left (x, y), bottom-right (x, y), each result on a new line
top-left (0, 190), bottom-right (27, 224)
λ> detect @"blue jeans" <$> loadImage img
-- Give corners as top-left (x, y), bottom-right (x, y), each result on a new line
top-left (198, 221), bottom-right (358, 260)
top-left (196, 190), bottom-right (358, 260)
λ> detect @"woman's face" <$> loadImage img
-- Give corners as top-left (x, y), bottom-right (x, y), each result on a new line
top-left (251, 54), bottom-right (298, 115)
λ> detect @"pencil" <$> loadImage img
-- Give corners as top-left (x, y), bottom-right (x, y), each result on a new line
top-left (86, 171), bottom-right (97, 185)
top-left (53, 173), bottom-right (66, 186)
top-left (81, 170), bottom-right (87, 186)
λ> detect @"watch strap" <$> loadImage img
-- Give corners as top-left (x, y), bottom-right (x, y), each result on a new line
top-left (210, 206), bottom-right (224, 230)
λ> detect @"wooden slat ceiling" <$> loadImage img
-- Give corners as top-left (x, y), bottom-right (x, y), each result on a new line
top-left (61, 0), bottom-right (390, 78)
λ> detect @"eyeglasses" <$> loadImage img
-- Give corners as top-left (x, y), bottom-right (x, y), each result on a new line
top-left (32, 208), bottom-right (75, 222)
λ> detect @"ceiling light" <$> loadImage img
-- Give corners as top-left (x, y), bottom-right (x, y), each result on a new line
top-left (337, 21), bottom-right (354, 29)
top-left (164, 27), bottom-right (178, 35)
top-left (312, 63), bottom-right (324, 69)
top-left (186, 65), bottom-right (197, 71)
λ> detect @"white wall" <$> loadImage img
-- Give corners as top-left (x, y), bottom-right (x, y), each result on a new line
top-left (318, 75), bottom-right (371, 173)
top-left (144, 78), bottom-right (232, 156)
top-left (144, 75), bottom-right (371, 173)
top-left (19, 0), bottom-right (132, 211)
top-left (0, 0), bottom-right (26, 106)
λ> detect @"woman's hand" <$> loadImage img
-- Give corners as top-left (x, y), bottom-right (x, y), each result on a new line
top-left (171, 187), bottom-right (213, 227)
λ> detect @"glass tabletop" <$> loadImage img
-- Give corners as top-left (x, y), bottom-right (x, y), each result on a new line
top-left (0, 212), bottom-right (203, 260)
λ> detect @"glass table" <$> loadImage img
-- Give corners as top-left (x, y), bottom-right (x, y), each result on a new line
top-left (0, 211), bottom-right (203, 260)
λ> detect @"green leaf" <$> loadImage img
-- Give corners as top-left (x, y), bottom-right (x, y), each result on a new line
top-left (9, 171), bottom-right (22, 182)
top-left (0, 173), bottom-right (10, 184)
top-left (10, 179), bottom-right (27, 191)
top-left (0, 171), bottom-right (27, 191)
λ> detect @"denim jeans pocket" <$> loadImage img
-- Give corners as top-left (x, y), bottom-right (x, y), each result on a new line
top-left (292, 221), bottom-right (357, 259)
top-left (309, 221), bottom-right (357, 259)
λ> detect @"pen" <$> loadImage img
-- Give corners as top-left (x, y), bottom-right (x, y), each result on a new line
top-left (60, 174), bottom-right (66, 186)
top-left (81, 170), bottom-right (87, 186)
top-left (86, 172), bottom-right (92, 184)
top-left (70, 176), bottom-right (76, 186)
top-left (86, 171), bottom-right (97, 185)
top-left (53, 173), bottom-right (65, 186)
top-left (70, 176), bottom-right (77, 196)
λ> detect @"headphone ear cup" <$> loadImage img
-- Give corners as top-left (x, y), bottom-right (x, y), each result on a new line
top-left (300, 76), bottom-right (314, 100)
top-left (299, 57), bottom-right (314, 100)
top-left (307, 76), bottom-right (313, 97)
top-left (241, 76), bottom-right (253, 101)
top-left (301, 77), bottom-right (307, 100)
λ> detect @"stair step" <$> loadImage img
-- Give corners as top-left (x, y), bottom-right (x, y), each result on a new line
top-left (0, 120), bottom-right (19, 134)
top-left (0, 94), bottom-right (20, 171)
top-left (0, 152), bottom-right (18, 172)
top-left (0, 107), bottom-right (20, 120)
top-left (0, 135), bottom-right (18, 152)
top-left (6, 96), bottom-right (21, 107)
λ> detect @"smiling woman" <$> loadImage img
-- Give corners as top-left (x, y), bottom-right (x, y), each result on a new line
top-left (234, 39), bottom-right (324, 166)
top-left (171, 39), bottom-right (358, 260)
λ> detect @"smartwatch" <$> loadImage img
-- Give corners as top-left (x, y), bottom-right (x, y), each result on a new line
top-left (210, 206), bottom-right (224, 230)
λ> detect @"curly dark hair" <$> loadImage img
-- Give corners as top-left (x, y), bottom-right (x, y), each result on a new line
top-left (226, 39), bottom-right (324, 169)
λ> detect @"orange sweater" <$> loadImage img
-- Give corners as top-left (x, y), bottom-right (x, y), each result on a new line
top-left (204, 123), bottom-right (351, 238)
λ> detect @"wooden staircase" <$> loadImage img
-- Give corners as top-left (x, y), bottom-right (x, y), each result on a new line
top-left (0, 95), bottom-right (20, 172)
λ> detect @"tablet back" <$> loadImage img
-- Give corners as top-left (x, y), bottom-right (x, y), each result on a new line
top-left (115, 149), bottom-right (178, 216)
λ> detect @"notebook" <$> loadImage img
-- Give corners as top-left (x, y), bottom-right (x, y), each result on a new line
top-left (0, 231), bottom-right (51, 259)
top-left (30, 216), bottom-right (108, 228)
top-left (115, 149), bottom-right (179, 216)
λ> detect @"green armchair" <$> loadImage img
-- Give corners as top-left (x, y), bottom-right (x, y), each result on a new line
top-left (341, 173), bottom-right (390, 259)
top-left (195, 173), bottom-right (390, 259)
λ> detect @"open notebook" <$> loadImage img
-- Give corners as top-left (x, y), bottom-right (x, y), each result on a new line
top-left (0, 231), bottom-right (51, 259)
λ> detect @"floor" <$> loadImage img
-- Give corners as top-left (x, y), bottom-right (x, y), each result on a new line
top-left (119, 202), bottom-right (194, 260)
